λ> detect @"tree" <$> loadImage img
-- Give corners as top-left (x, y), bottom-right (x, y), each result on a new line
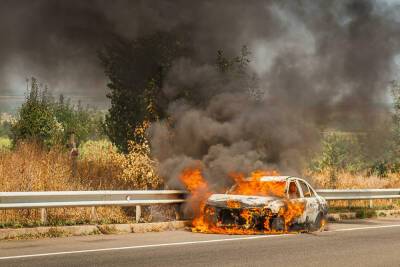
top-left (53, 97), bottom-right (105, 146)
top-left (12, 78), bottom-right (105, 148)
top-left (99, 32), bottom-right (190, 152)
top-left (216, 45), bottom-right (251, 74)
top-left (391, 81), bottom-right (400, 154)
top-left (11, 78), bottom-right (63, 147)
top-left (0, 121), bottom-right (11, 137)
top-left (309, 132), bottom-right (368, 186)
top-left (375, 80), bottom-right (400, 174)
top-left (100, 28), bottom-right (255, 153)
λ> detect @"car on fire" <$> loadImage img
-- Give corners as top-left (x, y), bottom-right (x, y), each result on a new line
top-left (204, 176), bottom-right (328, 232)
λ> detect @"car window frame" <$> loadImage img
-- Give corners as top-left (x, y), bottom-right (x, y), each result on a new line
top-left (286, 179), bottom-right (301, 199)
top-left (297, 179), bottom-right (312, 198)
top-left (306, 184), bottom-right (316, 197)
top-left (298, 178), bottom-right (317, 198)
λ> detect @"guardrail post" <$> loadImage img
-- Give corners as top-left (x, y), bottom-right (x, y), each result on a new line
top-left (135, 205), bottom-right (141, 223)
top-left (90, 207), bottom-right (98, 222)
top-left (40, 208), bottom-right (47, 224)
top-left (369, 199), bottom-right (373, 209)
top-left (174, 205), bottom-right (181, 220)
top-left (69, 133), bottom-right (79, 177)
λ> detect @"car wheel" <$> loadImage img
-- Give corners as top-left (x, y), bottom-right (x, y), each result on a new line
top-left (311, 213), bottom-right (326, 232)
top-left (270, 216), bottom-right (285, 232)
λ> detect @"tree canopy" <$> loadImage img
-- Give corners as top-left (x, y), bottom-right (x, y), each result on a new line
top-left (99, 32), bottom-right (190, 152)
top-left (11, 77), bottom-right (104, 147)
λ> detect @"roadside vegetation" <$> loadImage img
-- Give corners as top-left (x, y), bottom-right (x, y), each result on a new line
top-left (0, 140), bottom-right (165, 227)
top-left (307, 81), bottom-right (400, 191)
top-left (0, 115), bottom-right (12, 151)
top-left (1, 37), bottom-right (400, 227)
top-left (0, 78), bottom-right (165, 227)
top-left (0, 137), bottom-right (11, 151)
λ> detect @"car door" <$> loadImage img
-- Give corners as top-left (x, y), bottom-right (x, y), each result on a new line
top-left (286, 179), bottom-right (306, 224)
top-left (297, 179), bottom-right (319, 223)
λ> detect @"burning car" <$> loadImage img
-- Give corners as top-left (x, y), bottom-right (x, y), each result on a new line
top-left (203, 176), bottom-right (328, 233)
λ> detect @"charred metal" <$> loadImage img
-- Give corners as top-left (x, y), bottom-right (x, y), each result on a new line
top-left (203, 176), bottom-right (328, 233)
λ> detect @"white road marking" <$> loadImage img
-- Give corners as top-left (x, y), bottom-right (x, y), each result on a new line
top-left (1, 223), bottom-right (400, 260)
top-left (0, 234), bottom-right (293, 260)
top-left (329, 224), bottom-right (400, 232)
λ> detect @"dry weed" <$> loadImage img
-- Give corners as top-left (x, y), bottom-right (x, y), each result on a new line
top-left (0, 140), bottom-right (164, 226)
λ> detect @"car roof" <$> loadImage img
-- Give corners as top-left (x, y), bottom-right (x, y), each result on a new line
top-left (247, 176), bottom-right (292, 182)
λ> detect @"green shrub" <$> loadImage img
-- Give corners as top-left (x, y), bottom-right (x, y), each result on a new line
top-left (79, 139), bottom-right (117, 160)
top-left (0, 121), bottom-right (11, 137)
top-left (11, 78), bottom-right (63, 147)
top-left (0, 137), bottom-right (12, 151)
top-left (310, 133), bottom-right (366, 172)
top-left (356, 208), bottom-right (376, 219)
top-left (11, 77), bottom-right (105, 147)
top-left (53, 96), bottom-right (106, 145)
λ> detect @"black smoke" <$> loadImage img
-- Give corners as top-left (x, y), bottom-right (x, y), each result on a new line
top-left (148, 0), bottom-right (400, 186)
top-left (1, 0), bottom-right (399, 184)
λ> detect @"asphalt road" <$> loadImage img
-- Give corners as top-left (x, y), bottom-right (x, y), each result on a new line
top-left (1, 218), bottom-right (400, 267)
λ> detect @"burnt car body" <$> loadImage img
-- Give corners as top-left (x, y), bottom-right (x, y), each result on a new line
top-left (204, 176), bottom-right (328, 232)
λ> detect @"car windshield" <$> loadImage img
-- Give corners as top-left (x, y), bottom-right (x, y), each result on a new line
top-left (226, 181), bottom-right (286, 197)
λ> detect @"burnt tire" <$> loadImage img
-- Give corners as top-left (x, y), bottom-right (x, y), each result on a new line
top-left (270, 216), bottom-right (285, 232)
top-left (310, 213), bottom-right (325, 232)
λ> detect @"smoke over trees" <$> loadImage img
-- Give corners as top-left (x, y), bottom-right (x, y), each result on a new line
top-left (99, 32), bottom-right (190, 152)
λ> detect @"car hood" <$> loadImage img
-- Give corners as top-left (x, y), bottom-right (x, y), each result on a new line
top-left (206, 193), bottom-right (284, 211)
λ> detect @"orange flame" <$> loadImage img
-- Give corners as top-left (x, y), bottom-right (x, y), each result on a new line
top-left (229, 170), bottom-right (286, 197)
top-left (179, 167), bottom-right (212, 232)
top-left (180, 167), bottom-right (305, 235)
top-left (226, 200), bottom-right (241, 209)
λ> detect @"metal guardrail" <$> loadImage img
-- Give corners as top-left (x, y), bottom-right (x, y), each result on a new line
top-left (0, 190), bottom-right (186, 209)
top-left (1, 189), bottom-right (400, 209)
top-left (315, 189), bottom-right (400, 200)
top-left (1, 189), bottom-right (399, 222)
top-left (0, 190), bottom-right (187, 223)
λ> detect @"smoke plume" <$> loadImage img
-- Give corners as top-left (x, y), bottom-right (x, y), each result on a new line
top-left (1, 0), bottom-right (400, 185)
top-left (148, 0), bottom-right (400, 187)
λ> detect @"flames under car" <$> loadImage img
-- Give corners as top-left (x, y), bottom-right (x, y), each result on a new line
top-left (203, 176), bottom-right (328, 233)
top-left (205, 205), bottom-right (287, 231)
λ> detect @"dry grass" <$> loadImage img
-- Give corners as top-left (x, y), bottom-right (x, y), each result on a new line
top-left (0, 141), bottom-right (165, 227)
top-left (2, 140), bottom-right (400, 226)
top-left (77, 140), bottom-right (162, 190)
top-left (0, 142), bottom-right (78, 192)
top-left (309, 171), bottom-right (400, 209)
top-left (310, 171), bottom-right (400, 189)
